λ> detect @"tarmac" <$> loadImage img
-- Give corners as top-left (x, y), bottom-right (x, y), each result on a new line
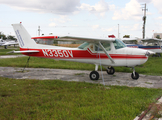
top-left (0, 66), bottom-right (162, 89)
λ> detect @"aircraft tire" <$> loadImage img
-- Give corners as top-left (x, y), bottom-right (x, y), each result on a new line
top-left (106, 67), bottom-right (115, 75)
top-left (131, 72), bottom-right (139, 80)
top-left (4, 45), bottom-right (7, 49)
top-left (89, 71), bottom-right (99, 80)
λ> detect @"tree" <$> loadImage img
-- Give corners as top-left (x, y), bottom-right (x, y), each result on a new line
top-left (156, 35), bottom-right (161, 39)
top-left (123, 35), bottom-right (130, 38)
top-left (0, 32), bottom-right (7, 40)
top-left (7, 35), bottom-right (17, 40)
top-left (0, 32), bottom-right (17, 40)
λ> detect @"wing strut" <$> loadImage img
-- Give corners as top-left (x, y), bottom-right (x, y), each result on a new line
top-left (98, 42), bottom-right (115, 63)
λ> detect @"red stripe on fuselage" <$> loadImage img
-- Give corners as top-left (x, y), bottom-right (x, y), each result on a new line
top-left (20, 48), bottom-right (147, 59)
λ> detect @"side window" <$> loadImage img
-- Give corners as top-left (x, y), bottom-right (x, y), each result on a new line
top-left (102, 42), bottom-right (111, 51)
top-left (95, 42), bottom-right (111, 51)
top-left (95, 44), bottom-right (102, 51)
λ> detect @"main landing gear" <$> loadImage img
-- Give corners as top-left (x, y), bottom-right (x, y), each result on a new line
top-left (89, 65), bottom-right (139, 80)
top-left (89, 71), bottom-right (99, 80)
top-left (89, 65), bottom-right (115, 80)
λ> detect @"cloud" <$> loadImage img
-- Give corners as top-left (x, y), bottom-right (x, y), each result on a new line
top-left (51, 15), bottom-right (71, 23)
top-left (112, 0), bottom-right (142, 20)
top-left (79, 0), bottom-right (110, 17)
top-left (136, 0), bottom-right (152, 3)
top-left (130, 24), bottom-right (141, 31)
top-left (157, 16), bottom-right (162, 20)
top-left (92, 25), bottom-right (100, 30)
top-left (49, 15), bottom-right (71, 27)
top-left (0, 0), bottom-right (81, 15)
top-left (101, 27), bottom-right (116, 32)
top-left (49, 22), bottom-right (56, 27)
top-left (152, 0), bottom-right (162, 15)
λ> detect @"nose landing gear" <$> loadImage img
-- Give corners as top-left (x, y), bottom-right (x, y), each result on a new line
top-left (106, 66), bottom-right (115, 75)
top-left (131, 68), bottom-right (139, 80)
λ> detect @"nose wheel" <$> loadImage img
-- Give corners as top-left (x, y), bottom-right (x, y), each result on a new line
top-left (131, 68), bottom-right (139, 80)
top-left (106, 67), bottom-right (115, 75)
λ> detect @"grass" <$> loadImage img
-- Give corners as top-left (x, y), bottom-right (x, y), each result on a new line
top-left (0, 77), bottom-right (162, 120)
top-left (0, 57), bottom-right (95, 70)
top-left (0, 46), bottom-right (19, 55)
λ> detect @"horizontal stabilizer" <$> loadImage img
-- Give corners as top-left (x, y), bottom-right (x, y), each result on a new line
top-left (8, 50), bottom-right (39, 54)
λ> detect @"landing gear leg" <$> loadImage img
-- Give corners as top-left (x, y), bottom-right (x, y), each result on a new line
top-left (131, 67), bottom-right (139, 80)
top-left (106, 66), bottom-right (115, 75)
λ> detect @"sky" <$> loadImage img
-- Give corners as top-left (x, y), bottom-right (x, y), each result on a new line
top-left (0, 0), bottom-right (162, 38)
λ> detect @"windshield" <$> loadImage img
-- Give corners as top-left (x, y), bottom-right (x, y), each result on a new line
top-left (113, 39), bottom-right (126, 49)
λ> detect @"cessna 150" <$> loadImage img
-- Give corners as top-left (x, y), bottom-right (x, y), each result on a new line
top-left (11, 23), bottom-right (154, 80)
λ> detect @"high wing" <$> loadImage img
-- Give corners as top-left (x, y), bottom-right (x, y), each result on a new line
top-left (141, 38), bottom-right (162, 43)
top-left (141, 38), bottom-right (162, 50)
top-left (58, 36), bottom-right (116, 43)
top-left (32, 35), bottom-right (116, 43)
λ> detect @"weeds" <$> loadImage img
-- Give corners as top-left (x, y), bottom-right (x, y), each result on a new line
top-left (0, 77), bottom-right (162, 119)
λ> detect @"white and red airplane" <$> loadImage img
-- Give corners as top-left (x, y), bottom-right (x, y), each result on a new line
top-left (11, 23), bottom-right (154, 80)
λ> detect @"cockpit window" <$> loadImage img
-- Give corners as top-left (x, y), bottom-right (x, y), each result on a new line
top-left (95, 42), bottom-right (111, 51)
top-left (113, 39), bottom-right (126, 49)
top-left (78, 42), bottom-right (90, 49)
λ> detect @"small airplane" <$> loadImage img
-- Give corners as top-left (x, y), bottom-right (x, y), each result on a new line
top-left (11, 23), bottom-right (154, 80)
top-left (122, 38), bottom-right (162, 57)
top-left (0, 37), bottom-right (18, 49)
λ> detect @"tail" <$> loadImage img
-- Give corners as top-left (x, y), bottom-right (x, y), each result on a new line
top-left (12, 23), bottom-right (37, 48)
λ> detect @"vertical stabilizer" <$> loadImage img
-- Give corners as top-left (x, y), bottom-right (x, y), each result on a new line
top-left (12, 23), bottom-right (37, 48)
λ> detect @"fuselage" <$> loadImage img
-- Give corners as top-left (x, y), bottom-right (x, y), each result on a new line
top-left (20, 43), bottom-right (148, 67)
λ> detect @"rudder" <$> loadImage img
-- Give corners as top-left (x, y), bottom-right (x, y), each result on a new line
top-left (12, 23), bottom-right (37, 48)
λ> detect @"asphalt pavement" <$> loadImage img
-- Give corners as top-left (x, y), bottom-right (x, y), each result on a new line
top-left (0, 66), bottom-right (162, 88)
